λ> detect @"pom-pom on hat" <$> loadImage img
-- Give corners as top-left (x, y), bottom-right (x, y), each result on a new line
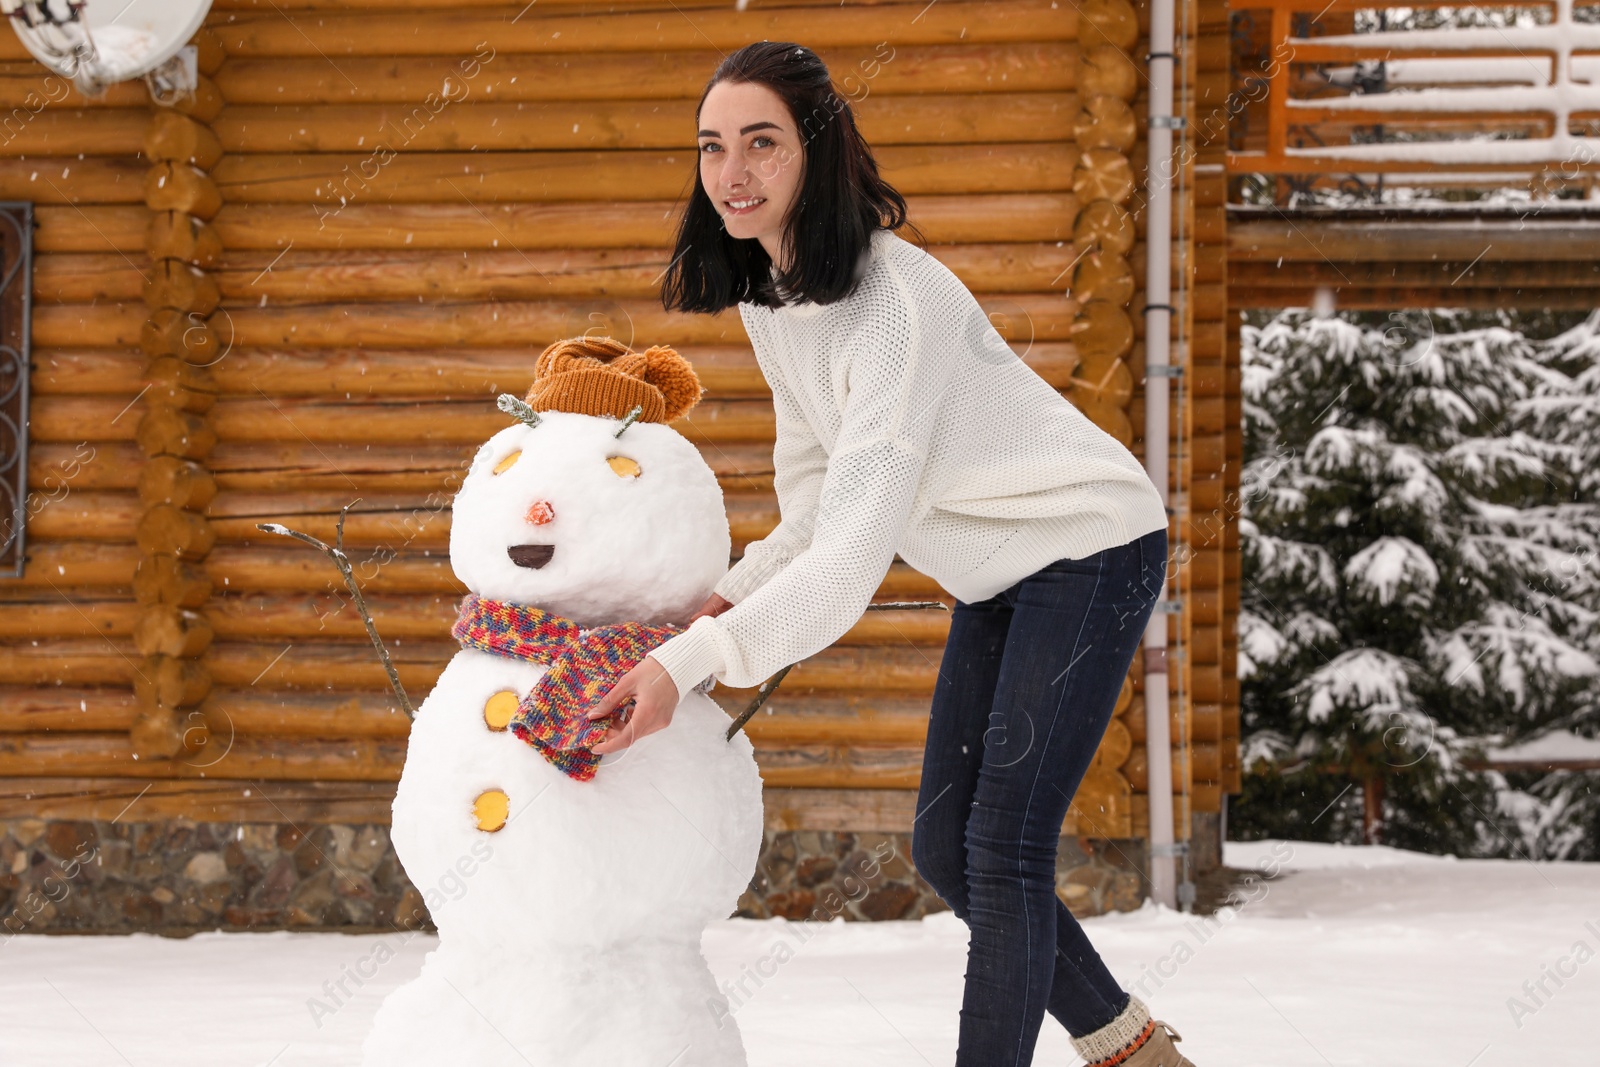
top-left (525, 335), bottom-right (703, 423)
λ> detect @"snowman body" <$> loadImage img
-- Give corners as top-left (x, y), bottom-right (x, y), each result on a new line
top-left (361, 410), bottom-right (764, 1067)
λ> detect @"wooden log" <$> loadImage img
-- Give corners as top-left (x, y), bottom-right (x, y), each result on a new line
top-left (1069, 300), bottom-right (1134, 360)
top-left (207, 241), bottom-right (1089, 303)
top-left (0, 158), bottom-right (148, 204)
top-left (202, 688), bottom-right (412, 740)
top-left (147, 210), bottom-right (223, 268)
top-left (134, 655), bottom-right (213, 709)
top-left (1074, 199), bottom-right (1135, 257)
top-left (206, 3), bottom-right (1073, 57)
top-left (1063, 767), bottom-right (1134, 838)
top-left (0, 69), bottom-right (144, 107)
top-left (170, 340), bottom-right (1078, 397)
top-left (214, 93), bottom-right (1076, 153)
top-left (136, 505), bottom-right (215, 558)
top-left (1091, 718), bottom-right (1134, 772)
top-left (0, 108), bottom-right (147, 154)
top-left (1191, 779), bottom-right (1223, 814)
top-left (202, 439), bottom-right (777, 495)
top-left (1121, 742), bottom-right (1223, 790)
top-left (164, 74), bottom-right (224, 124)
top-left (30, 304), bottom-right (146, 349)
top-left (208, 143), bottom-right (1078, 205)
top-left (138, 457), bottom-right (218, 510)
top-left (209, 42), bottom-right (1076, 105)
top-left (11, 542), bottom-right (137, 589)
top-left (1074, 94), bottom-right (1137, 152)
top-left (203, 346), bottom-right (769, 399)
top-left (763, 787), bottom-right (922, 833)
top-left (34, 205), bottom-right (148, 252)
top-left (144, 110), bottom-right (224, 170)
top-left (133, 554), bottom-right (213, 608)
top-left (200, 397), bottom-right (773, 446)
top-left (136, 408), bottom-right (216, 459)
top-left (0, 600), bottom-right (139, 640)
top-left (130, 703), bottom-right (203, 760)
top-left (206, 192), bottom-right (1079, 250)
top-left (1073, 147), bottom-right (1135, 204)
top-left (26, 396), bottom-right (137, 442)
top-left (202, 293), bottom-right (1082, 350)
top-left (0, 776), bottom-right (400, 823)
top-left (1076, 0), bottom-right (1140, 50)
top-left (22, 453), bottom-right (124, 524)
top-left (141, 307), bottom-right (225, 364)
top-left (205, 641), bottom-right (455, 693)
top-left (143, 259), bottom-right (222, 315)
top-left (32, 253), bottom-right (146, 303)
top-left (199, 593), bottom-right (946, 651)
top-left (0, 733), bottom-right (406, 781)
top-left (34, 351), bottom-right (166, 396)
top-left (0, 685), bottom-right (136, 732)
top-left (1123, 696), bottom-right (1223, 745)
top-left (133, 606), bottom-right (213, 658)
top-left (1071, 348), bottom-right (1134, 406)
top-left (195, 546), bottom-right (939, 601)
top-left (752, 743), bottom-right (923, 790)
top-left (25, 490), bottom-right (139, 543)
top-left (1070, 251), bottom-right (1135, 306)
top-left (143, 357), bottom-right (218, 412)
top-left (145, 162), bottom-right (222, 220)
top-left (1079, 43), bottom-right (1140, 103)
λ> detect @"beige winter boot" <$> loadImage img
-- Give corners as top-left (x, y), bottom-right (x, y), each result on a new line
top-left (1119, 1020), bottom-right (1194, 1067)
top-left (1069, 995), bottom-right (1196, 1067)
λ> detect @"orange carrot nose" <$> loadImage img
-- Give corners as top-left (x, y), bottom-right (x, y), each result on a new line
top-left (525, 500), bottom-right (555, 525)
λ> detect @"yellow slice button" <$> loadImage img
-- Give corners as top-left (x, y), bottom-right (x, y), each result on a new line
top-left (492, 450), bottom-right (521, 475)
top-left (483, 689), bottom-right (518, 731)
top-left (474, 789), bottom-right (509, 832)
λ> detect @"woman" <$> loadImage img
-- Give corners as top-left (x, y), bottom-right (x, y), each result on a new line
top-left (587, 41), bottom-right (1195, 1067)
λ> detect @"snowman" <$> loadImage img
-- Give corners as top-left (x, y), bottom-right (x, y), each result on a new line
top-left (360, 336), bottom-right (766, 1067)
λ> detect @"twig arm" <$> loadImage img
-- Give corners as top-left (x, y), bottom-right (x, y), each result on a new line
top-left (255, 520), bottom-right (419, 721)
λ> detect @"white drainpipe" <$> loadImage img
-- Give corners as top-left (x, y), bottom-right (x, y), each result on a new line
top-left (1142, 0), bottom-right (1181, 911)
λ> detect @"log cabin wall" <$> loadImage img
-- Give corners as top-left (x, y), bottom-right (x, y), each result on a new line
top-left (0, 0), bottom-right (1238, 930)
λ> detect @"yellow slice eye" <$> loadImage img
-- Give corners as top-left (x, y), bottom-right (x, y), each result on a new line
top-left (492, 450), bottom-right (521, 475)
top-left (607, 455), bottom-right (641, 478)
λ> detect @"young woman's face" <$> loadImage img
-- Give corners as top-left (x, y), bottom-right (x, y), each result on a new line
top-left (697, 80), bottom-right (804, 268)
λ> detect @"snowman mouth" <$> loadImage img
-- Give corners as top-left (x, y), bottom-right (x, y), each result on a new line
top-left (508, 544), bottom-right (555, 570)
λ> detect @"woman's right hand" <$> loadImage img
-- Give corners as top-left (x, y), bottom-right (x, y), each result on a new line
top-left (689, 593), bottom-right (734, 622)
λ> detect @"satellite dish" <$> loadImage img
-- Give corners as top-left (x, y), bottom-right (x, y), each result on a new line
top-left (2, 0), bottom-right (213, 99)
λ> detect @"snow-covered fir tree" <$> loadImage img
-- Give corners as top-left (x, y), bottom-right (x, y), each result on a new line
top-left (1493, 309), bottom-right (1600, 859)
top-left (1233, 308), bottom-right (1600, 856)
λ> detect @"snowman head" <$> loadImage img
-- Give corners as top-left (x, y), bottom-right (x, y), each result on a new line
top-left (449, 338), bottom-right (730, 628)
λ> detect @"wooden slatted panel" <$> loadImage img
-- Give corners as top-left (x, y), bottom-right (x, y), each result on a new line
top-left (1, 0), bottom-right (1219, 838)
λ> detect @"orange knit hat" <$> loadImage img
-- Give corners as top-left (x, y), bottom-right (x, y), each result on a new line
top-left (524, 335), bottom-right (702, 423)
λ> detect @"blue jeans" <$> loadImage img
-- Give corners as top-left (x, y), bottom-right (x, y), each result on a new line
top-left (911, 526), bottom-right (1167, 1066)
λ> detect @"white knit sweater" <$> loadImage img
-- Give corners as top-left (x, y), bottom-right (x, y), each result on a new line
top-left (647, 228), bottom-right (1169, 699)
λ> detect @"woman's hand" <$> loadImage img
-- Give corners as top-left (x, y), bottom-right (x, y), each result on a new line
top-left (689, 592), bottom-right (734, 622)
top-left (587, 655), bottom-right (681, 755)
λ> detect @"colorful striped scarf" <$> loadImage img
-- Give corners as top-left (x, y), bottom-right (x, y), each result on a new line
top-left (451, 593), bottom-right (683, 782)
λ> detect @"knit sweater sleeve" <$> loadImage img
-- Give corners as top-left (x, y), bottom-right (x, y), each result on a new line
top-left (709, 364), bottom-right (829, 605)
top-left (649, 296), bottom-right (949, 698)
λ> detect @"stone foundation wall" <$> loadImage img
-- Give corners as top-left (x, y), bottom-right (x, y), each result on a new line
top-left (1, 817), bottom-right (1160, 936)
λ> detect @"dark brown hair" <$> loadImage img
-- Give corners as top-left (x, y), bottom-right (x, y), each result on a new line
top-left (660, 41), bottom-right (926, 314)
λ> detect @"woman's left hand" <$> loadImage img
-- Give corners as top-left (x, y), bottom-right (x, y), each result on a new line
top-left (587, 655), bottom-right (681, 754)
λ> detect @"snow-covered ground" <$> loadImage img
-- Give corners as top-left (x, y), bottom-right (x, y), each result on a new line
top-left (1, 839), bottom-right (1594, 1066)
